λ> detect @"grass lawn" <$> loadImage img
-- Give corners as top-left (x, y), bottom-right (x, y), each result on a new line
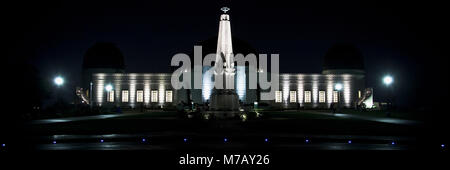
top-left (23, 110), bottom-right (420, 138)
top-left (261, 110), bottom-right (343, 119)
top-left (114, 111), bottom-right (178, 119)
top-left (314, 109), bottom-right (425, 120)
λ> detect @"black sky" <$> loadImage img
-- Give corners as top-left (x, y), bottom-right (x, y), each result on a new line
top-left (4, 0), bottom-right (449, 108)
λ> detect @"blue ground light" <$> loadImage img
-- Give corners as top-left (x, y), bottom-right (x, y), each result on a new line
top-left (100, 139), bottom-right (104, 143)
top-left (142, 138), bottom-right (146, 142)
top-left (391, 141), bottom-right (395, 145)
top-left (442, 144), bottom-right (445, 148)
top-left (184, 138), bottom-right (187, 142)
top-left (224, 138), bottom-right (228, 142)
top-left (305, 139), bottom-right (309, 143)
top-left (348, 140), bottom-right (352, 144)
top-left (2, 144), bottom-right (5, 147)
top-left (264, 138), bottom-right (269, 142)
top-left (53, 141), bottom-right (56, 144)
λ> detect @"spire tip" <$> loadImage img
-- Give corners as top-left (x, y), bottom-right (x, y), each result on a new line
top-left (221, 7), bottom-right (230, 13)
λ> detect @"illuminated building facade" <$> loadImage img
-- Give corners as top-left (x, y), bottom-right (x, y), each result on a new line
top-left (84, 9), bottom-right (367, 109)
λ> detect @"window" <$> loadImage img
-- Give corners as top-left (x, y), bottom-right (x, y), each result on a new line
top-left (107, 91), bottom-right (114, 102)
top-left (275, 91), bottom-right (282, 103)
top-left (136, 90), bottom-right (144, 102)
top-left (290, 91), bottom-right (297, 103)
top-left (121, 90), bottom-right (129, 102)
top-left (304, 91), bottom-right (311, 103)
top-left (151, 90), bottom-right (158, 102)
top-left (358, 90), bottom-right (362, 98)
top-left (319, 91), bottom-right (326, 103)
top-left (166, 91), bottom-right (173, 102)
top-left (333, 91), bottom-right (339, 103)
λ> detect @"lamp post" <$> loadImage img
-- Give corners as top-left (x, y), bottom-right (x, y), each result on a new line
top-left (105, 84), bottom-right (113, 92)
top-left (89, 82), bottom-right (93, 108)
top-left (104, 84), bottom-right (114, 111)
top-left (54, 76), bottom-right (64, 87)
top-left (53, 76), bottom-right (65, 113)
top-left (335, 83), bottom-right (343, 113)
top-left (383, 75), bottom-right (394, 116)
top-left (383, 75), bottom-right (393, 87)
top-left (105, 84), bottom-right (113, 104)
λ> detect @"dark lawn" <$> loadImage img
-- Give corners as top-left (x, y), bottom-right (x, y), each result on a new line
top-left (23, 111), bottom-right (421, 137)
top-left (315, 109), bottom-right (425, 120)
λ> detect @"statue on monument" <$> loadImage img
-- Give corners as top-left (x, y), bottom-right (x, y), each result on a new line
top-left (207, 7), bottom-right (241, 117)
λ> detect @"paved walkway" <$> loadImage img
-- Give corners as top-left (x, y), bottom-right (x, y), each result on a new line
top-left (30, 110), bottom-right (421, 126)
top-left (310, 111), bottom-right (422, 126)
top-left (30, 112), bottom-right (144, 125)
top-left (34, 132), bottom-right (415, 151)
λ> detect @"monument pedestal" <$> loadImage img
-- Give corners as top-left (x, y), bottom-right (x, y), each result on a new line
top-left (202, 7), bottom-right (244, 119)
top-left (208, 89), bottom-right (240, 118)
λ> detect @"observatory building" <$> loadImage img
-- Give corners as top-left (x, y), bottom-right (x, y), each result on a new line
top-left (81, 8), bottom-right (371, 110)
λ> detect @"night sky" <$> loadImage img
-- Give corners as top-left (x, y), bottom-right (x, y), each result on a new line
top-left (5, 0), bottom-right (449, 109)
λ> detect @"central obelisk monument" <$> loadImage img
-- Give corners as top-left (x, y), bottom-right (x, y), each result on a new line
top-left (209, 7), bottom-right (240, 117)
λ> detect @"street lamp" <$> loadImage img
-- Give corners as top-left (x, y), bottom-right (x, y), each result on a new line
top-left (53, 76), bottom-right (65, 111)
top-left (383, 75), bottom-right (393, 86)
top-left (334, 83), bottom-right (343, 113)
top-left (334, 83), bottom-right (343, 91)
top-left (54, 76), bottom-right (64, 86)
top-left (105, 84), bottom-right (113, 92)
top-left (383, 75), bottom-right (394, 116)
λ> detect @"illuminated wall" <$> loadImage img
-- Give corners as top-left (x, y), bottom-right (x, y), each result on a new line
top-left (274, 73), bottom-right (360, 109)
top-left (144, 79), bottom-right (150, 104)
top-left (91, 72), bottom-right (362, 109)
top-left (343, 74), bottom-right (351, 107)
top-left (92, 73), bottom-right (172, 107)
top-left (297, 75), bottom-right (304, 106)
top-left (202, 66), bottom-right (213, 101)
top-left (158, 80), bottom-right (165, 105)
top-left (129, 74), bottom-right (136, 108)
top-left (326, 75), bottom-right (334, 107)
top-left (236, 66), bottom-right (246, 101)
top-left (95, 74), bottom-right (105, 106)
top-left (281, 75), bottom-right (290, 103)
top-left (311, 75), bottom-right (319, 107)
top-left (114, 74), bottom-right (122, 107)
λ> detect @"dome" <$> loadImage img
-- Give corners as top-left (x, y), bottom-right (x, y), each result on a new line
top-left (322, 43), bottom-right (364, 71)
top-left (82, 42), bottom-right (125, 69)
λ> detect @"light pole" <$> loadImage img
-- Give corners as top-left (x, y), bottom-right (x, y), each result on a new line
top-left (54, 76), bottom-right (64, 87)
top-left (383, 75), bottom-right (393, 87)
top-left (335, 83), bottom-right (343, 113)
top-left (383, 75), bottom-right (394, 116)
top-left (105, 84), bottom-right (113, 92)
top-left (89, 82), bottom-right (93, 108)
top-left (105, 84), bottom-right (113, 104)
top-left (53, 76), bottom-right (65, 112)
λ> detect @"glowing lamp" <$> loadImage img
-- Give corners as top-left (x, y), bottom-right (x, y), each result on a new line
top-left (383, 75), bottom-right (393, 86)
top-left (54, 76), bottom-right (64, 86)
top-left (105, 84), bottom-right (113, 92)
top-left (335, 83), bottom-right (343, 91)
